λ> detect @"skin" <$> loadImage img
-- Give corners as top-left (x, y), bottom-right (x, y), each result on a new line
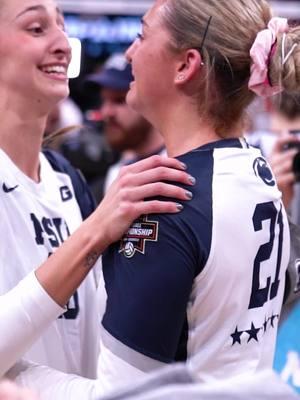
top-left (269, 132), bottom-right (300, 208)
top-left (0, 0), bottom-right (71, 180)
top-left (0, 0), bottom-right (194, 307)
top-left (269, 112), bottom-right (300, 207)
top-left (100, 87), bottom-right (164, 155)
top-left (0, 380), bottom-right (38, 400)
top-left (267, 111), bottom-right (300, 208)
top-left (126, 0), bottom-right (220, 157)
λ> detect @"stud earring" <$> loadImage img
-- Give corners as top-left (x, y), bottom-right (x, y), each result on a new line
top-left (177, 74), bottom-right (185, 81)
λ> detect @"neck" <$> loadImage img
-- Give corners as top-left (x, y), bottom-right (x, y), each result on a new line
top-left (0, 108), bottom-right (47, 181)
top-left (153, 102), bottom-right (221, 157)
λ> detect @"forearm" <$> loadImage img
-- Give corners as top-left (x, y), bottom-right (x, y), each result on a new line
top-left (0, 273), bottom-right (63, 377)
top-left (36, 155), bottom-right (193, 307)
top-left (6, 360), bottom-right (104, 400)
top-left (35, 215), bottom-right (108, 307)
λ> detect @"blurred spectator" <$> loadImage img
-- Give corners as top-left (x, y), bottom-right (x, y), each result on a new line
top-left (44, 97), bottom-right (83, 150)
top-left (268, 93), bottom-right (300, 395)
top-left (268, 93), bottom-right (300, 215)
top-left (86, 53), bottom-right (165, 202)
top-left (44, 98), bottom-right (117, 191)
top-left (247, 93), bottom-right (300, 217)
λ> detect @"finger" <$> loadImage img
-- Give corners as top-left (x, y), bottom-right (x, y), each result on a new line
top-left (121, 155), bottom-right (187, 175)
top-left (122, 182), bottom-right (193, 202)
top-left (119, 166), bottom-right (195, 189)
top-left (277, 172), bottom-right (297, 186)
top-left (273, 156), bottom-right (296, 175)
top-left (133, 200), bottom-right (184, 216)
top-left (270, 148), bottom-right (298, 168)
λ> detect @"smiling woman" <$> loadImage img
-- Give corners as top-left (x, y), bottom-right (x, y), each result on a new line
top-left (0, 2), bottom-right (71, 110)
top-left (0, 0), bottom-right (194, 393)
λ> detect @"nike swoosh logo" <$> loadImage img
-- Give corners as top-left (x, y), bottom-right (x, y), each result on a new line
top-left (2, 183), bottom-right (19, 193)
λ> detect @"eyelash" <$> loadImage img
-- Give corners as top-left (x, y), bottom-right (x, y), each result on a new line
top-left (28, 25), bottom-right (44, 34)
top-left (26, 20), bottom-right (65, 36)
top-left (136, 32), bottom-right (144, 40)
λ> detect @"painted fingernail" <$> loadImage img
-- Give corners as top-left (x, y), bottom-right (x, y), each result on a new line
top-left (188, 176), bottom-right (196, 185)
top-left (181, 162), bottom-right (187, 170)
top-left (185, 191), bottom-right (193, 200)
top-left (176, 203), bottom-right (184, 211)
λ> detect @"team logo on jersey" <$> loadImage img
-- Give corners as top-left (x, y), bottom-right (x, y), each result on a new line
top-left (2, 183), bottom-right (19, 193)
top-left (119, 216), bottom-right (159, 258)
top-left (60, 185), bottom-right (73, 202)
top-left (253, 157), bottom-right (275, 186)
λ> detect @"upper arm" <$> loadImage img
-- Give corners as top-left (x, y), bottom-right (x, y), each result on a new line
top-left (101, 150), bottom-right (213, 369)
top-left (101, 212), bottom-right (206, 364)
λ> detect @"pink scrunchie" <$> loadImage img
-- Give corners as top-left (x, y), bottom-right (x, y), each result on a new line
top-left (248, 17), bottom-right (288, 97)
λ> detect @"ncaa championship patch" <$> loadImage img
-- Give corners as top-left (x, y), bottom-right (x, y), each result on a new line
top-left (119, 216), bottom-right (159, 258)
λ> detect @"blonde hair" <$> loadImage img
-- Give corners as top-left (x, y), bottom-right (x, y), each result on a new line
top-left (161, 0), bottom-right (300, 136)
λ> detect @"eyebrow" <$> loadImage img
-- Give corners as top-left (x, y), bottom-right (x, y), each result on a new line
top-left (15, 5), bottom-right (63, 20)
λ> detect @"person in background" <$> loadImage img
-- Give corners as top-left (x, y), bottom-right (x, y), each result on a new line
top-left (44, 97), bottom-right (83, 142)
top-left (247, 93), bottom-right (300, 213)
top-left (267, 93), bottom-right (300, 217)
top-left (43, 97), bottom-right (115, 188)
top-left (86, 53), bottom-right (165, 201)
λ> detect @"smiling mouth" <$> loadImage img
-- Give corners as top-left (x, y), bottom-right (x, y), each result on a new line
top-left (39, 65), bottom-right (68, 79)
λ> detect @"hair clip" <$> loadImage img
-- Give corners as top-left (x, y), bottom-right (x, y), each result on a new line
top-left (199, 16), bottom-right (212, 51)
top-left (282, 33), bottom-right (298, 65)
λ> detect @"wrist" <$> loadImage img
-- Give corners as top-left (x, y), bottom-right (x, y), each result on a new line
top-left (82, 212), bottom-right (112, 254)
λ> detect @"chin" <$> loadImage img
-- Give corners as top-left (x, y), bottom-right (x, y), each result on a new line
top-left (126, 87), bottom-right (140, 112)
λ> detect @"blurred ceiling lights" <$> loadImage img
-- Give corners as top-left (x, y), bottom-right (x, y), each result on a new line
top-left (57, 0), bottom-right (300, 18)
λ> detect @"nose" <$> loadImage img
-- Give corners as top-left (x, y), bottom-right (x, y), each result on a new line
top-left (101, 100), bottom-right (116, 120)
top-left (50, 28), bottom-right (72, 61)
top-left (125, 38), bottom-right (138, 63)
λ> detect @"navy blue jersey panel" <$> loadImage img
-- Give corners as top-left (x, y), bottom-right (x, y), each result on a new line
top-left (102, 146), bottom-right (215, 363)
top-left (43, 149), bottom-right (96, 219)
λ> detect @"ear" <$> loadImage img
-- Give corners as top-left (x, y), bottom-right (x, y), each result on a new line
top-left (174, 49), bottom-right (203, 86)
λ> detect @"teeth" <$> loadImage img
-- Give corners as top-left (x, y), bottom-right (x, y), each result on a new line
top-left (41, 65), bottom-right (66, 74)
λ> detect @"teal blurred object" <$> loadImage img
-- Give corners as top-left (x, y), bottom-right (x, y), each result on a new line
top-left (274, 300), bottom-right (300, 394)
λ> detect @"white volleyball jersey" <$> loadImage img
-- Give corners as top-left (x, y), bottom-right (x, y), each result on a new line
top-left (0, 148), bottom-right (99, 378)
top-left (99, 138), bottom-right (290, 386)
